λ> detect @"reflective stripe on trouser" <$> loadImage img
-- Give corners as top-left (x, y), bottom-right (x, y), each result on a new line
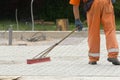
top-left (108, 48), bottom-right (119, 58)
top-left (89, 53), bottom-right (100, 61)
top-left (87, 0), bottom-right (119, 61)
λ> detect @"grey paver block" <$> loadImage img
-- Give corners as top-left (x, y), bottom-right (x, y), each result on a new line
top-left (0, 34), bottom-right (120, 79)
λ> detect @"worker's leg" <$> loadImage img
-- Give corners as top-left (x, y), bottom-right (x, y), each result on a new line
top-left (87, 0), bottom-right (101, 62)
top-left (101, 0), bottom-right (119, 58)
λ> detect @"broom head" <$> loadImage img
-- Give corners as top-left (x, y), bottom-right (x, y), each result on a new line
top-left (27, 57), bottom-right (50, 64)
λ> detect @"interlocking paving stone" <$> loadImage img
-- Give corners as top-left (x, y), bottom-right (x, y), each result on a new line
top-left (0, 34), bottom-right (120, 79)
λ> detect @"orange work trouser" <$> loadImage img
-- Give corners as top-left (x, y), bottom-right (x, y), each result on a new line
top-left (87, 0), bottom-right (119, 62)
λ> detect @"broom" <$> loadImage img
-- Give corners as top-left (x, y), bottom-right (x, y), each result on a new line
top-left (27, 28), bottom-right (77, 64)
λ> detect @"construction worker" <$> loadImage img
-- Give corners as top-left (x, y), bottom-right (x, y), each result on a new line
top-left (69, 0), bottom-right (120, 65)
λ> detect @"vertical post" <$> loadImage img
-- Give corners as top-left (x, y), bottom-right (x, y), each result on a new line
top-left (8, 26), bottom-right (13, 45)
top-left (31, 0), bottom-right (34, 31)
top-left (16, 9), bottom-right (19, 30)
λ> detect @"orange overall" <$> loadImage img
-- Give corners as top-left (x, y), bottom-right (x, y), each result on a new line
top-left (70, 0), bottom-right (119, 62)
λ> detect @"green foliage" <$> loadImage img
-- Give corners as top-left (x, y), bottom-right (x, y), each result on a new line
top-left (114, 0), bottom-right (120, 18)
top-left (36, 0), bottom-right (120, 22)
top-left (0, 0), bottom-right (119, 23)
top-left (37, 0), bottom-right (74, 22)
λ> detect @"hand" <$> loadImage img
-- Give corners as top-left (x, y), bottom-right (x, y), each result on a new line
top-left (75, 19), bottom-right (83, 31)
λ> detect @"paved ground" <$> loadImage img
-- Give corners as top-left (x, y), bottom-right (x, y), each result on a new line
top-left (0, 32), bottom-right (120, 80)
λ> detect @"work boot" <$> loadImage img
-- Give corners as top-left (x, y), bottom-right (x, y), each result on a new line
top-left (89, 61), bottom-right (97, 65)
top-left (107, 58), bottom-right (120, 65)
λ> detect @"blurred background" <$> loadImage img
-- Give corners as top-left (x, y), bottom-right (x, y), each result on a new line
top-left (0, 0), bottom-right (119, 31)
